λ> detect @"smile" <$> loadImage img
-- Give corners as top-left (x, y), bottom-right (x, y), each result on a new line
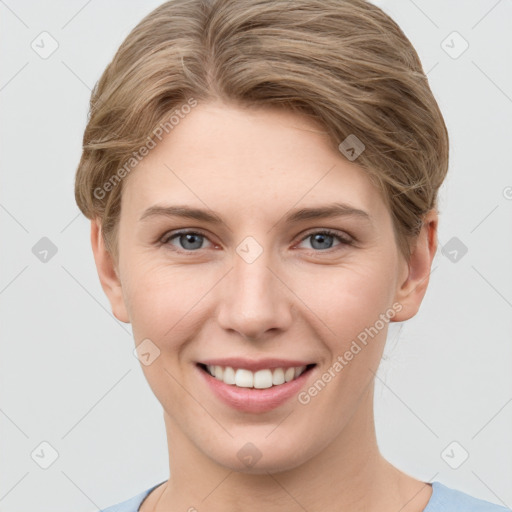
top-left (200, 364), bottom-right (312, 389)
top-left (196, 358), bottom-right (317, 413)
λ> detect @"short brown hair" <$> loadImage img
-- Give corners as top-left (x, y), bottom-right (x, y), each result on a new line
top-left (74, 0), bottom-right (449, 263)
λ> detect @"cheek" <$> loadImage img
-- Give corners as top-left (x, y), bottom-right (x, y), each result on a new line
top-left (291, 258), bottom-right (397, 341)
top-left (292, 263), bottom-right (395, 431)
top-left (124, 263), bottom-right (208, 412)
top-left (122, 258), bottom-right (218, 345)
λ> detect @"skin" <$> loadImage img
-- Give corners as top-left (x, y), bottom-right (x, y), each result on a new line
top-left (91, 101), bottom-right (438, 512)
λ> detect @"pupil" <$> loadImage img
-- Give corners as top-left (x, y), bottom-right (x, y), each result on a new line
top-left (182, 233), bottom-right (202, 250)
top-left (312, 233), bottom-right (333, 250)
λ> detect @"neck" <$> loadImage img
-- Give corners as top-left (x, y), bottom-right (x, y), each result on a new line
top-left (148, 383), bottom-right (432, 512)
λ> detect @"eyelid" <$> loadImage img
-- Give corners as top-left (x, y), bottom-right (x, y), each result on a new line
top-left (297, 227), bottom-right (354, 244)
top-left (160, 228), bottom-right (214, 246)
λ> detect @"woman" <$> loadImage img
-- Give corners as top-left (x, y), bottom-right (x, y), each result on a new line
top-left (74, 0), bottom-right (510, 511)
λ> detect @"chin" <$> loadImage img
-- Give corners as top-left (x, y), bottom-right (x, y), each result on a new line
top-left (202, 431), bottom-right (318, 475)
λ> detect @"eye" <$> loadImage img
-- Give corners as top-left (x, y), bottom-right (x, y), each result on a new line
top-left (161, 230), bottom-right (214, 252)
top-left (296, 229), bottom-right (353, 251)
top-left (159, 228), bottom-right (353, 253)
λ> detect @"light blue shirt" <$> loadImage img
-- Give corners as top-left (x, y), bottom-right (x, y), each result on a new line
top-left (99, 481), bottom-right (511, 512)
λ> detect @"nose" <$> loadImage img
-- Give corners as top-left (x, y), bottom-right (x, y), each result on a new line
top-left (216, 243), bottom-right (293, 341)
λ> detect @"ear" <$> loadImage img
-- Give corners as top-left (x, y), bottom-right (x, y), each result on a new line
top-left (391, 209), bottom-right (438, 322)
top-left (90, 219), bottom-right (130, 323)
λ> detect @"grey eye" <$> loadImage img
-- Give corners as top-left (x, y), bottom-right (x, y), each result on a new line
top-left (308, 233), bottom-right (336, 250)
top-left (164, 231), bottom-right (212, 251)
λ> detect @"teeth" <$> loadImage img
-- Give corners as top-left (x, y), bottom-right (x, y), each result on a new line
top-left (205, 364), bottom-right (309, 388)
top-left (214, 365), bottom-right (223, 380)
top-left (294, 366), bottom-right (306, 378)
top-left (284, 367), bottom-right (295, 382)
top-left (223, 366), bottom-right (236, 385)
top-left (253, 369), bottom-right (273, 389)
top-left (235, 368), bottom-right (253, 388)
top-left (272, 368), bottom-right (285, 385)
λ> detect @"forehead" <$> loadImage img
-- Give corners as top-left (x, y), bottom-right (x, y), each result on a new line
top-left (121, 102), bottom-right (387, 222)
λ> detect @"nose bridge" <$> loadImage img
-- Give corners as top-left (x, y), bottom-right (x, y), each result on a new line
top-left (216, 237), bottom-right (290, 339)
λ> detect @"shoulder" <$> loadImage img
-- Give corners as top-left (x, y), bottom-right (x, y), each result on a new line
top-left (98, 481), bottom-right (165, 512)
top-left (425, 482), bottom-right (511, 512)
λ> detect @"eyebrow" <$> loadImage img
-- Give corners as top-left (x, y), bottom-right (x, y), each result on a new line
top-left (139, 203), bottom-right (372, 225)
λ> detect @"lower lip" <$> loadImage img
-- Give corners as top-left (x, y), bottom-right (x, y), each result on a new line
top-left (197, 365), bottom-right (315, 413)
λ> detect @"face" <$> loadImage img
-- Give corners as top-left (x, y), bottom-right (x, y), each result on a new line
top-left (93, 101), bottom-right (436, 474)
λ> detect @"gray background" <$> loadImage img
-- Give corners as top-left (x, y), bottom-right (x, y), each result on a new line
top-left (1, 1), bottom-right (511, 511)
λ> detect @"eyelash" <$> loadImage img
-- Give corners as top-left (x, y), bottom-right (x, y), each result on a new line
top-left (159, 228), bottom-right (354, 254)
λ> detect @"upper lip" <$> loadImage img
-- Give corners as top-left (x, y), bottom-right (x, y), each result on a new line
top-left (198, 358), bottom-right (315, 372)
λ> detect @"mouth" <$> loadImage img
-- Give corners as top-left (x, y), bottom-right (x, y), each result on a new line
top-left (197, 363), bottom-right (316, 389)
top-left (196, 360), bottom-right (317, 413)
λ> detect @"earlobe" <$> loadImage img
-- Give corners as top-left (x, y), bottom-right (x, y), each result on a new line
top-left (391, 210), bottom-right (438, 322)
top-left (90, 219), bottom-right (130, 323)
